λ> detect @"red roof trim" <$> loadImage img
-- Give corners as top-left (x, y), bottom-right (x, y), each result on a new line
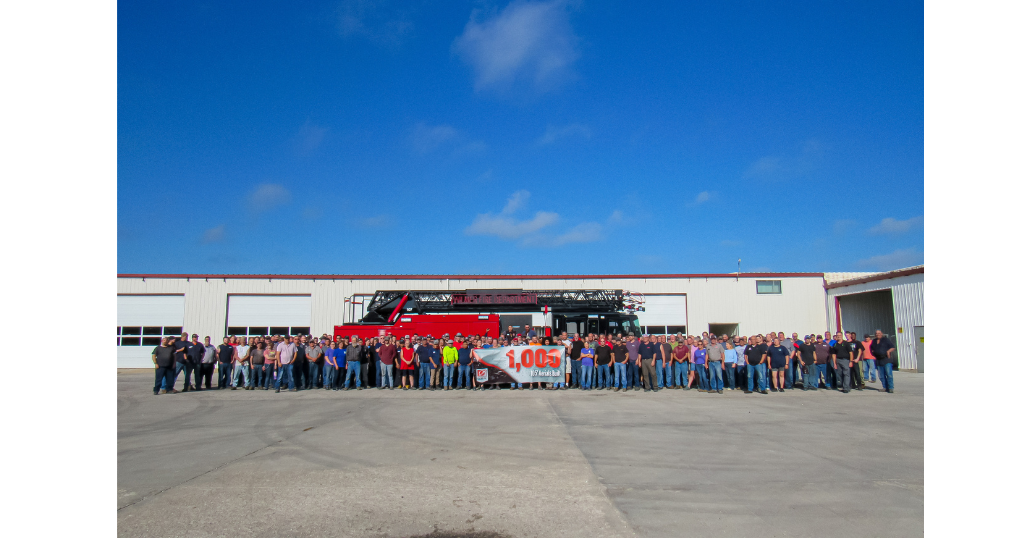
top-left (118, 272), bottom-right (825, 280)
top-left (825, 266), bottom-right (924, 290)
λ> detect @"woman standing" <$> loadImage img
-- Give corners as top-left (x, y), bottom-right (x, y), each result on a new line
top-left (323, 341), bottom-right (338, 390)
top-left (263, 343), bottom-right (278, 390)
top-left (399, 339), bottom-right (416, 390)
top-left (693, 341), bottom-right (708, 392)
top-left (580, 343), bottom-right (595, 391)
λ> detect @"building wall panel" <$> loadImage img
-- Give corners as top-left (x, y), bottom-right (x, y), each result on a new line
top-left (826, 273), bottom-right (924, 370)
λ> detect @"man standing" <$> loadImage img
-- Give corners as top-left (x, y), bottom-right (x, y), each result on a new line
top-left (798, 336), bottom-right (818, 390)
top-left (744, 336), bottom-right (769, 394)
top-left (672, 341), bottom-right (690, 389)
top-left (273, 336), bottom-right (297, 392)
top-left (525, 325), bottom-right (537, 339)
top-left (706, 336), bottom-right (725, 394)
top-left (304, 339), bottom-right (322, 389)
top-left (657, 336), bottom-right (673, 388)
top-left (847, 332), bottom-right (865, 390)
top-left (378, 336), bottom-right (397, 390)
top-left (231, 337), bottom-right (251, 390)
top-left (831, 332), bottom-right (852, 393)
top-left (293, 335), bottom-right (308, 390)
top-left (217, 337), bottom-right (235, 389)
top-left (781, 332), bottom-right (798, 390)
top-left (872, 330), bottom-right (897, 393)
top-left (442, 339), bottom-right (458, 390)
top-left (345, 338), bottom-right (364, 390)
top-left (766, 337), bottom-right (789, 393)
top-left (734, 337), bottom-right (747, 390)
top-left (624, 334), bottom-right (641, 390)
top-left (569, 335), bottom-right (584, 389)
top-left (637, 335), bottom-right (659, 392)
top-left (198, 336), bottom-right (216, 390)
top-left (152, 337), bottom-right (176, 395)
top-left (813, 336), bottom-right (832, 390)
top-left (171, 332), bottom-right (191, 392)
top-left (185, 333), bottom-right (203, 391)
top-left (611, 338), bottom-right (628, 392)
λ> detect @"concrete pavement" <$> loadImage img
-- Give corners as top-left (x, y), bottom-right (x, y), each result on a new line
top-left (118, 371), bottom-right (922, 537)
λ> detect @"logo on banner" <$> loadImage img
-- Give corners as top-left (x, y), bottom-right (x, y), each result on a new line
top-left (473, 346), bottom-right (565, 384)
top-left (475, 368), bottom-right (488, 382)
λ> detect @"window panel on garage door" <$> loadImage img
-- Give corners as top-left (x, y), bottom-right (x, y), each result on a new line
top-left (636, 295), bottom-right (687, 335)
top-left (227, 296), bottom-right (312, 336)
top-left (117, 295), bottom-right (185, 367)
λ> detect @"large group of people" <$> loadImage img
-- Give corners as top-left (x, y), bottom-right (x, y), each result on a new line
top-left (150, 326), bottom-right (899, 395)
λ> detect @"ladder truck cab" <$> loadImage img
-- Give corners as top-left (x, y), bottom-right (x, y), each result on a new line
top-left (332, 289), bottom-right (645, 341)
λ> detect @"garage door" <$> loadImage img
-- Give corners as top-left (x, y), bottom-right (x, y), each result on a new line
top-left (227, 295), bottom-right (311, 337)
top-left (117, 295), bottom-right (185, 368)
top-left (636, 294), bottom-right (687, 335)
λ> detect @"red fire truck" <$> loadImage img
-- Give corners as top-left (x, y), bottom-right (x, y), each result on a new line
top-left (332, 289), bottom-right (645, 340)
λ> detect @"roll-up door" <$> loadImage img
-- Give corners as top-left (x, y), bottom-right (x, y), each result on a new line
top-left (636, 294), bottom-right (687, 335)
top-left (227, 295), bottom-right (312, 337)
top-left (117, 295), bottom-right (185, 368)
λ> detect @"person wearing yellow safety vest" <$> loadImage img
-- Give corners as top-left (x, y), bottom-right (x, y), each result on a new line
top-left (442, 340), bottom-right (459, 391)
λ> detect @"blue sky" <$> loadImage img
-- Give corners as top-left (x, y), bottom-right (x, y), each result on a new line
top-left (118, 0), bottom-right (923, 275)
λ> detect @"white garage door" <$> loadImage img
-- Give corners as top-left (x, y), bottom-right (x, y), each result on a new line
top-left (636, 294), bottom-right (687, 335)
top-left (227, 295), bottom-right (311, 337)
top-left (117, 295), bottom-right (185, 368)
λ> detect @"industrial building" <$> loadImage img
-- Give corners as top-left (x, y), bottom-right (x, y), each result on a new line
top-left (825, 266), bottom-right (925, 372)
top-left (116, 268), bottom-right (923, 370)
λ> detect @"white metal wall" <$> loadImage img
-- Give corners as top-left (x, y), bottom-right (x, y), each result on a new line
top-left (116, 274), bottom-right (829, 367)
top-left (826, 272), bottom-right (924, 370)
top-left (227, 295), bottom-right (311, 327)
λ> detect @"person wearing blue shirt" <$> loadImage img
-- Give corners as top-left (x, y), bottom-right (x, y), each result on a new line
top-left (415, 341), bottom-right (436, 391)
top-left (456, 344), bottom-right (474, 390)
top-left (723, 343), bottom-right (739, 390)
top-left (637, 335), bottom-right (660, 392)
top-left (323, 342), bottom-right (338, 390)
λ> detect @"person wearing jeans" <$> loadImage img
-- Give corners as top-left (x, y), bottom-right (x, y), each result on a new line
top-left (216, 337), bottom-right (235, 389)
top-left (692, 342), bottom-right (708, 391)
top-left (723, 343), bottom-right (738, 390)
top-left (708, 360), bottom-right (723, 392)
top-left (275, 363), bottom-right (295, 392)
top-left (152, 338), bottom-right (176, 395)
top-left (745, 336), bottom-right (768, 394)
top-left (580, 346), bottom-right (595, 390)
top-left (862, 334), bottom-right (878, 382)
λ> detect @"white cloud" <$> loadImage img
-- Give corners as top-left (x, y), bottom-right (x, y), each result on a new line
top-left (607, 209), bottom-right (624, 224)
top-left (856, 248), bottom-right (924, 271)
top-left (410, 122), bottom-right (486, 156)
top-left (550, 222), bottom-right (601, 245)
top-left (247, 183), bottom-right (291, 211)
top-left (538, 123), bottom-right (590, 145)
top-left (465, 190), bottom-right (559, 240)
top-left (689, 191), bottom-right (714, 206)
top-left (868, 216), bottom-right (923, 235)
top-left (452, 0), bottom-right (579, 91)
top-left (743, 139), bottom-right (824, 180)
top-left (411, 122), bottom-right (459, 154)
top-left (201, 225), bottom-right (225, 244)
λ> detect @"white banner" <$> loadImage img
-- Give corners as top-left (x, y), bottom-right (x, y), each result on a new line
top-left (473, 346), bottom-right (565, 384)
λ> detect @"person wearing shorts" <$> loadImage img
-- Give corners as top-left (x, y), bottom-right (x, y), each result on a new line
top-left (767, 337), bottom-right (790, 392)
top-left (399, 340), bottom-right (416, 389)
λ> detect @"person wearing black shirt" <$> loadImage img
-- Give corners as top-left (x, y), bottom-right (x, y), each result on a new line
top-left (847, 332), bottom-right (865, 390)
top-left (744, 336), bottom-right (769, 394)
top-left (456, 344), bottom-right (474, 389)
top-left (293, 336), bottom-right (308, 390)
top-left (569, 337), bottom-right (584, 389)
top-left (185, 334), bottom-right (204, 391)
top-left (798, 337), bottom-right (818, 390)
top-left (637, 335), bottom-right (659, 392)
top-left (594, 341), bottom-right (613, 390)
top-left (766, 338), bottom-right (790, 393)
top-left (152, 337), bottom-right (176, 395)
top-left (612, 340), bottom-right (628, 392)
top-left (872, 330), bottom-right (897, 393)
top-left (830, 332), bottom-right (853, 393)
top-left (217, 337), bottom-right (235, 389)
top-left (171, 332), bottom-right (191, 392)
